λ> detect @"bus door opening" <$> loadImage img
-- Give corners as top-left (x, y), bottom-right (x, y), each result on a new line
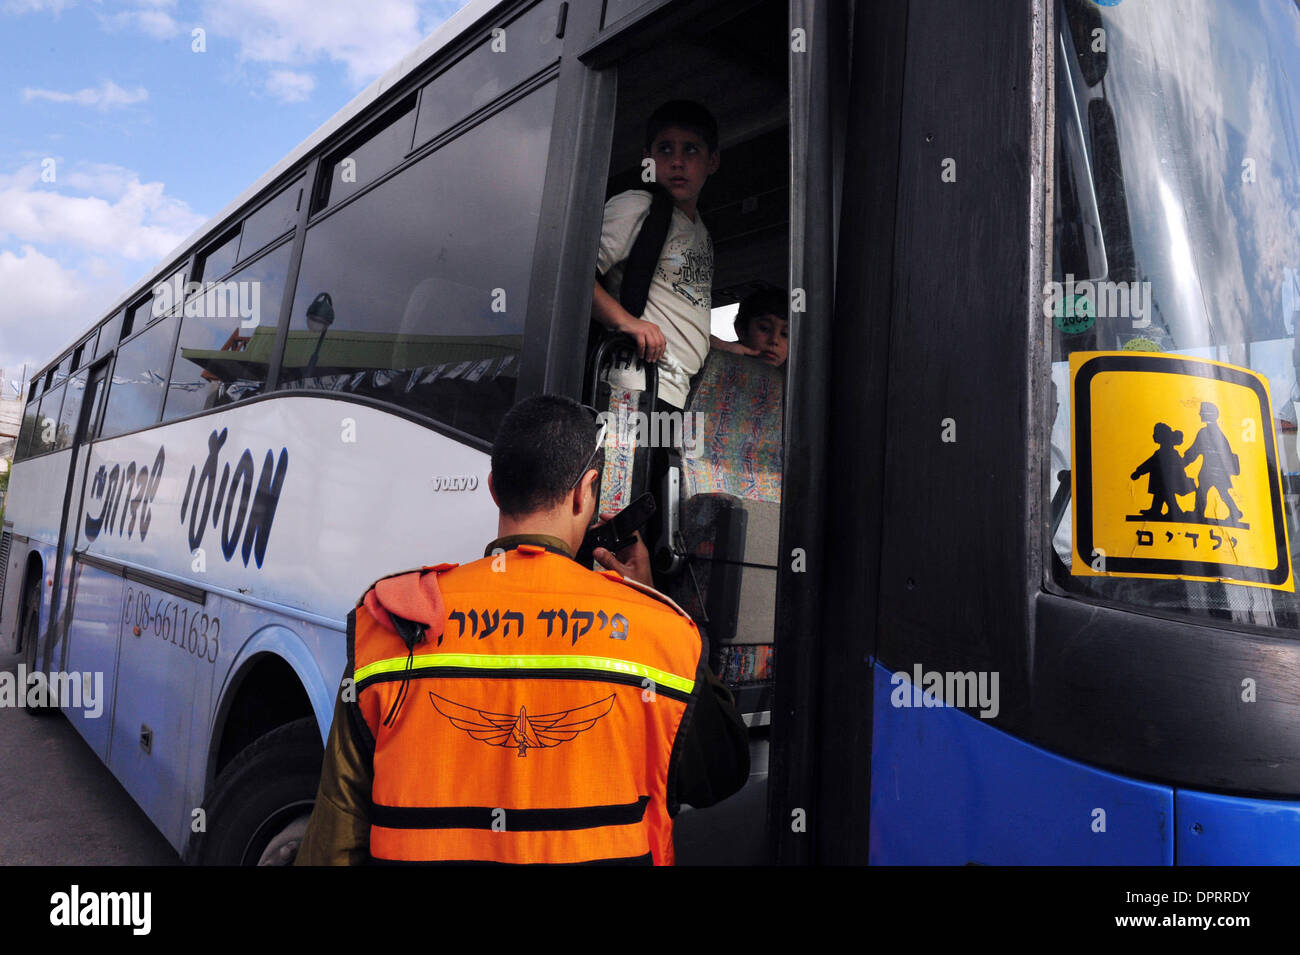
top-left (583, 0), bottom-right (789, 864)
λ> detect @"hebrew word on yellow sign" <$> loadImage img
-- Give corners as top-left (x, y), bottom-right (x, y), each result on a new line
top-left (1070, 351), bottom-right (1292, 591)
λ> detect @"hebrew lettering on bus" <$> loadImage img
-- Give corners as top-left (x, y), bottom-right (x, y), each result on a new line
top-left (84, 446), bottom-right (165, 543)
top-left (80, 427), bottom-right (288, 571)
top-left (179, 427), bottom-right (289, 569)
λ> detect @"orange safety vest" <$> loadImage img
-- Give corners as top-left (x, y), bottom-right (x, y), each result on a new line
top-left (349, 543), bottom-right (705, 864)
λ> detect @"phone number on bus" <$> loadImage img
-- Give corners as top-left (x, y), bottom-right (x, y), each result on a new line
top-left (122, 585), bottom-right (220, 664)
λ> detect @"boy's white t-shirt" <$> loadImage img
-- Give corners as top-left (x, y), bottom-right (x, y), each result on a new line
top-left (596, 189), bottom-right (714, 408)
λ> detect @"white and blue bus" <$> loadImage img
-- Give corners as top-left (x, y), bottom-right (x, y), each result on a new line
top-left (7, 0), bottom-right (1300, 866)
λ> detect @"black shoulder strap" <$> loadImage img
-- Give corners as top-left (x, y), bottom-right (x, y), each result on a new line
top-left (618, 188), bottom-right (675, 319)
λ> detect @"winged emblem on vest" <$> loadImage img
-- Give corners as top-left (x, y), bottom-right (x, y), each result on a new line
top-left (429, 692), bottom-right (616, 757)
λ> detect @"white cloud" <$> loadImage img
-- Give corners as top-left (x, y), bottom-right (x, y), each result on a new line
top-left (21, 79), bottom-right (148, 111)
top-left (0, 158), bottom-right (206, 379)
top-left (6, 0), bottom-right (181, 26)
top-left (16, 0), bottom-right (463, 101)
top-left (0, 245), bottom-right (121, 380)
top-left (60, 162), bottom-right (140, 196)
top-left (0, 161), bottom-right (204, 261)
top-left (3, 0), bottom-right (74, 12)
top-left (265, 69), bottom-right (316, 103)
top-left (75, 0), bottom-right (182, 39)
top-left (106, 7), bottom-right (180, 38)
top-left (420, 0), bottom-right (464, 36)
top-left (85, 256), bottom-right (115, 278)
top-left (199, 0), bottom-right (437, 88)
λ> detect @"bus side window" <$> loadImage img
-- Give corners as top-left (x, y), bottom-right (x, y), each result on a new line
top-left (54, 372), bottom-right (88, 452)
top-left (94, 310), bottom-right (125, 361)
top-left (101, 315), bottom-right (178, 440)
top-left (313, 99), bottom-right (416, 214)
top-left (15, 384), bottom-right (39, 461)
top-left (163, 241), bottom-right (292, 421)
top-left (277, 81), bottom-right (560, 443)
top-left (238, 177), bottom-right (304, 266)
top-left (31, 383), bottom-right (66, 456)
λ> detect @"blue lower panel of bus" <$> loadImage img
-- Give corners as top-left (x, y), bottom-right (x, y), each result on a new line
top-left (869, 662), bottom-right (1173, 864)
top-left (869, 662), bottom-right (1300, 863)
top-left (1175, 790), bottom-right (1300, 864)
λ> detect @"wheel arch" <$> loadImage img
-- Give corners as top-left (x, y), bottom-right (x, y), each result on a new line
top-left (14, 550), bottom-right (46, 655)
top-left (206, 625), bottom-right (336, 791)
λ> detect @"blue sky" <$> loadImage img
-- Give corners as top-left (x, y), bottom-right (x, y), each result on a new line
top-left (0, 0), bottom-right (469, 397)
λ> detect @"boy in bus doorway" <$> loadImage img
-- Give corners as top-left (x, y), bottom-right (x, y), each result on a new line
top-left (592, 101), bottom-right (759, 578)
top-left (592, 100), bottom-right (757, 409)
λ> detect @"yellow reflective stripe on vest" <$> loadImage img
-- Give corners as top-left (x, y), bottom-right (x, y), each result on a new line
top-left (354, 653), bottom-right (696, 695)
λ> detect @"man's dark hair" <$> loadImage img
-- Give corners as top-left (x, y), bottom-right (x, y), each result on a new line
top-left (734, 287), bottom-right (789, 338)
top-left (644, 100), bottom-right (719, 154)
top-left (491, 395), bottom-right (603, 517)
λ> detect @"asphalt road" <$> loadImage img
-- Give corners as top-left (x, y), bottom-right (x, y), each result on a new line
top-left (0, 641), bottom-right (766, 865)
top-left (0, 650), bottom-right (179, 865)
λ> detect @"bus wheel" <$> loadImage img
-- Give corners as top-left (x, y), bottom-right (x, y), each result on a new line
top-left (20, 575), bottom-right (55, 718)
top-left (185, 717), bottom-right (323, 866)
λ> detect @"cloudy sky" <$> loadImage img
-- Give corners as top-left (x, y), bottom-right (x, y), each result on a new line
top-left (0, 0), bottom-right (468, 398)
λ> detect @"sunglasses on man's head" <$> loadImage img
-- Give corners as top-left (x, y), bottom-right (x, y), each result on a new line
top-left (569, 405), bottom-right (608, 491)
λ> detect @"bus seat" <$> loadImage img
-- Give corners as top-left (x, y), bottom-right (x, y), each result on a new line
top-left (673, 495), bottom-right (779, 641)
top-left (669, 350), bottom-right (784, 674)
top-left (683, 350), bottom-right (784, 504)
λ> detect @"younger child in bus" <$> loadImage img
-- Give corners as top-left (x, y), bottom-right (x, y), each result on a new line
top-left (730, 287), bottom-right (789, 369)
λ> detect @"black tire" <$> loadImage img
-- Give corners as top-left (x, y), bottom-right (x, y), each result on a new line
top-left (20, 573), bottom-right (55, 718)
top-left (184, 717), bottom-right (324, 866)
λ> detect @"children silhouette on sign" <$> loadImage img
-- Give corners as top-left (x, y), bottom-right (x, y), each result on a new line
top-left (1128, 402), bottom-right (1247, 527)
top-left (1183, 402), bottom-right (1244, 523)
top-left (1131, 422), bottom-right (1193, 519)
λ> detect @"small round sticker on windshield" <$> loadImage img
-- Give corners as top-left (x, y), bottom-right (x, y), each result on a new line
top-left (1053, 292), bottom-right (1095, 335)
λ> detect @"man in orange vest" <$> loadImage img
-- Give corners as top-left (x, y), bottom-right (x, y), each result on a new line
top-left (296, 395), bottom-right (750, 864)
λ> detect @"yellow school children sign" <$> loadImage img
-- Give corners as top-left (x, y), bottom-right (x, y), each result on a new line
top-left (1070, 351), bottom-right (1292, 591)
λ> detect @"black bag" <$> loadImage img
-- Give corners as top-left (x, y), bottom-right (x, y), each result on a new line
top-left (612, 187), bottom-right (675, 319)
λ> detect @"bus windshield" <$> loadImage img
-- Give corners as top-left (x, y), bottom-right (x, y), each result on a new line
top-left (1050, 0), bottom-right (1300, 627)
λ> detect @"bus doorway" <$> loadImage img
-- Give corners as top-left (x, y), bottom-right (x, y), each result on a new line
top-left (33, 357), bottom-right (108, 685)
top-left (582, 0), bottom-right (791, 864)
